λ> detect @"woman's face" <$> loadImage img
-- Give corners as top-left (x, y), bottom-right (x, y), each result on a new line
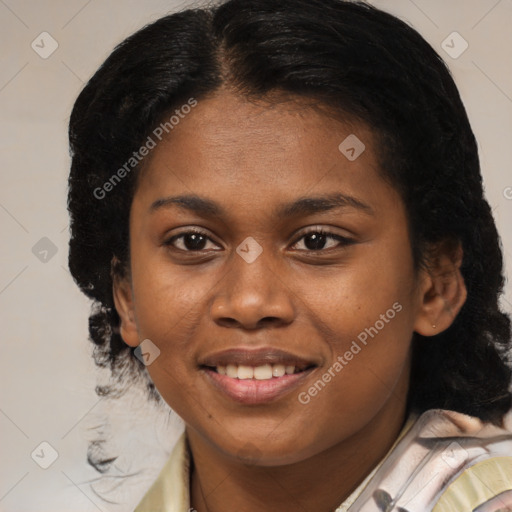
top-left (117, 91), bottom-right (428, 465)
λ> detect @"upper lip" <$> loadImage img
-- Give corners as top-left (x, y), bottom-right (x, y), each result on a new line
top-left (199, 347), bottom-right (319, 370)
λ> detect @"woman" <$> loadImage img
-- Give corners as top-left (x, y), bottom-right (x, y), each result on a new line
top-left (67, 0), bottom-right (512, 510)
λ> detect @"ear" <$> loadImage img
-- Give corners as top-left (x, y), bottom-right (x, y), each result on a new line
top-left (413, 241), bottom-right (467, 336)
top-left (112, 259), bottom-right (139, 348)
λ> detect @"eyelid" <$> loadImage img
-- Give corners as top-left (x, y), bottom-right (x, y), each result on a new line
top-left (292, 225), bottom-right (354, 239)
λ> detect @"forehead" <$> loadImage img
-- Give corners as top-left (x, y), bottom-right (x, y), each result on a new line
top-left (134, 91), bottom-right (397, 217)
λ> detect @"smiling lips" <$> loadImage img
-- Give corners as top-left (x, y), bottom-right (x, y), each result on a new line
top-left (199, 347), bottom-right (318, 404)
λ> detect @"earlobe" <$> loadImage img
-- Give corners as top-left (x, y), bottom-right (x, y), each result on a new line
top-left (112, 271), bottom-right (139, 348)
top-left (413, 243), bottom-right (467, 337)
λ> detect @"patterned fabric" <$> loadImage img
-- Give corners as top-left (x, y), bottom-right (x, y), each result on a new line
top-left (134, 409), bottom-right (512, 512)
top-left (351, 410), bottom-right (512, 511)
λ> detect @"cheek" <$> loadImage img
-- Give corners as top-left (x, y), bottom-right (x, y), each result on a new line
top-left (301, 242), bottom-right (415, 348)
top-left (293, 300), bottom-right (413, 452)
top-left (128, 258), bottom-right (215, 400)
top-left (130, 267), bottom-right (209, 414)
top-left (130, 243), bottom-right (215, 337)
top-left (292, 242), bottom-right (415, 410)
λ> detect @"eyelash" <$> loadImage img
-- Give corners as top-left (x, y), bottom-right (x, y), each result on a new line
top-left (163, 227), bottom-right (355, 254)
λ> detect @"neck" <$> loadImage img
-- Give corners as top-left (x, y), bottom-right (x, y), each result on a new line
top-left (187, 400), bottom-right (408, 512)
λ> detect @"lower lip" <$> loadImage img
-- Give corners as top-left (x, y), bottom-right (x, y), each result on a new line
top-left (201, 367), bottom-right (316, 405)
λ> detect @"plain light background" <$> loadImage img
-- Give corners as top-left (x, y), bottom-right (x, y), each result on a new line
top-left (1, 0), bottom-right (511, 511)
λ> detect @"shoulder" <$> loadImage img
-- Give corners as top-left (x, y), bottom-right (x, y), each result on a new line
top-left (351, 409), bottom-right (512, 511)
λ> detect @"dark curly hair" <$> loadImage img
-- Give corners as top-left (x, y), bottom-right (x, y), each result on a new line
top-left (68, 0), bottom-right (512, 425)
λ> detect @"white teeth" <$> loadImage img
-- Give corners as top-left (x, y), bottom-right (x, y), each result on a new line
top-left (237, 365), bottom-right (254, 379)
top-left (226, 364), bottom-right (238, 378)
top-left (254, 364), bottom-right (273, 380)
top-left (214, 363), bottom-right (303, 380)
top-left (272, 364), bottom-right (286, 377)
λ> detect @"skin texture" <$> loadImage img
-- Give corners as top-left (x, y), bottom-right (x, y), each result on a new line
top-left (114, 90), bottom-right (467, 512)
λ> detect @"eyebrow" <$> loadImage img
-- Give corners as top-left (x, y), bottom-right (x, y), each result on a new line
top-left (150, 193), bottom-right (374, 218)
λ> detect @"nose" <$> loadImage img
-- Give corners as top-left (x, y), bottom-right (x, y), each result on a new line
top-left (209, 247), bottom-right (296, 330)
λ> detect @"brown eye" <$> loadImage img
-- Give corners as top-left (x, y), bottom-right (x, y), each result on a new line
top-left (303, 232), bottom-right (329, 250)
top-left (164, 230), bottom-right (220, 252)
top-left (181, 233), bottom-right (207, 250)
top-left (291, 229), bottom-right (355, 252)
